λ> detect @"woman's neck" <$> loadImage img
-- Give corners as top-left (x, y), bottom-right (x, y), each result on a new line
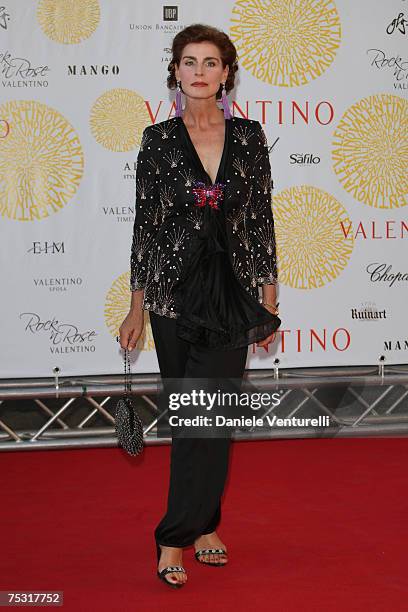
top-left (182, 100), bottom-right (224, 128)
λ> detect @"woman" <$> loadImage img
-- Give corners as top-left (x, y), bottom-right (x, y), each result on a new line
top-left (119, 24), bottom-right (280, 589)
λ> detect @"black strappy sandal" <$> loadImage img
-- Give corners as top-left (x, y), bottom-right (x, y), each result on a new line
top-left (194, 547), bottom-right (228, 566)
top-left (156, 540), bottom-right (187, 588)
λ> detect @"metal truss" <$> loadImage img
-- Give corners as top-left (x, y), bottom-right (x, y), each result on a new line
top-left (0, 364), bottom-right (407, 451)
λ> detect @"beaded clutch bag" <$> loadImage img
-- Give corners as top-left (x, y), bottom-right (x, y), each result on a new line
top-left (115, 347), bottom-right (144, 456)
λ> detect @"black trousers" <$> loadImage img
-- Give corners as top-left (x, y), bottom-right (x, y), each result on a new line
top-left (149, 311), bottom-right (248, 548)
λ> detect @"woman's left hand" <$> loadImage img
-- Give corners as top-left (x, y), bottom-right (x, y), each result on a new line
top-left (256, 333), bottom-right (274, 349)
top-left (256, 304), bottom-right (278, 349)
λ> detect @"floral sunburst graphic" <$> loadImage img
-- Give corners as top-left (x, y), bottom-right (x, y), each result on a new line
top-left (332, 94), bottom-right (408, 209)
top-left (229, 0), bottom-right (341, 86)
top-left (273, 185), bottom-right (354, 289)
top-left (90, 89), bottom-right (151, 152)
top-left (37, 0), bottom-right (100, 44)
top-left (0, 100), bottom-right (84, 221)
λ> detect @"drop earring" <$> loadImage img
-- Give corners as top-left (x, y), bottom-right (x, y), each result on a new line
top-left (175, 79), bottom-right (183, 117)
top-left (221, 81), bottom-right (232, 119)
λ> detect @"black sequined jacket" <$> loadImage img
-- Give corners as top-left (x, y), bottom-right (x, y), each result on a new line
top-left (129, 115), bottom-right (278, 319)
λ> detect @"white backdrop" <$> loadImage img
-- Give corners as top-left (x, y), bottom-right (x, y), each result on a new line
top-left (0, 0), bottom-right (407, 377)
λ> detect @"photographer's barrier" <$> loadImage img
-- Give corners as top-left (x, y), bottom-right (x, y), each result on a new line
top-left (1, 365), bottom-right (407, 451)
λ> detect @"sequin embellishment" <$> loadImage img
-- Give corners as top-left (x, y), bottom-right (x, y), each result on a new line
top-left (191, 181), bottom-right (225, 210)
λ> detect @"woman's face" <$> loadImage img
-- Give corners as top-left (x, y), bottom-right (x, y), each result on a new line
top-left (175, 41), bottom-right (229, 102)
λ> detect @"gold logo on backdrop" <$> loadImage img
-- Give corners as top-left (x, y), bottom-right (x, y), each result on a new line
top-left (105, 272), bottom-right (154, 351)
top-left (273, 185), bottom-right (354, 289)
top-left (0, 100), bottom-right (84, 221)
top-left (37, 0), bottom-right (100, 44)
top-left (229, 0), bottom-right (341, 86)
top-left (90, 89), bottom-right (151, 152)
top-left (332, 94), bottom-right (408, 209)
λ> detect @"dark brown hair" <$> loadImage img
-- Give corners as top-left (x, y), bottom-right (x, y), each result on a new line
top-left (167, 24), bottom-right (238, 99)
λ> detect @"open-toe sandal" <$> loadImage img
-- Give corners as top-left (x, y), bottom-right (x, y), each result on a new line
top-left (194, 547), bottom-right (228, 567)
top-left (156, 540), bottom-right (187, 588)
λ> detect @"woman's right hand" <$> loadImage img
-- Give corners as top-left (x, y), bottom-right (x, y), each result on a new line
top-left (118, 310), bottom-right (144, 352)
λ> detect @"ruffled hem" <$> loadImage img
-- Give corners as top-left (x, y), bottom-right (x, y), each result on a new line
top-left (175, 310), bottom-right (280, 350)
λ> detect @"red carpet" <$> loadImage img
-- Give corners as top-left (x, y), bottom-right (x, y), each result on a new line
top-left (1, 438), bottom-right (407, 611)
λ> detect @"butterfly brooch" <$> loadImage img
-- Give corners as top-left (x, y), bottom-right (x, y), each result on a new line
top-left (191, 181), bottom-right (225, 210)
